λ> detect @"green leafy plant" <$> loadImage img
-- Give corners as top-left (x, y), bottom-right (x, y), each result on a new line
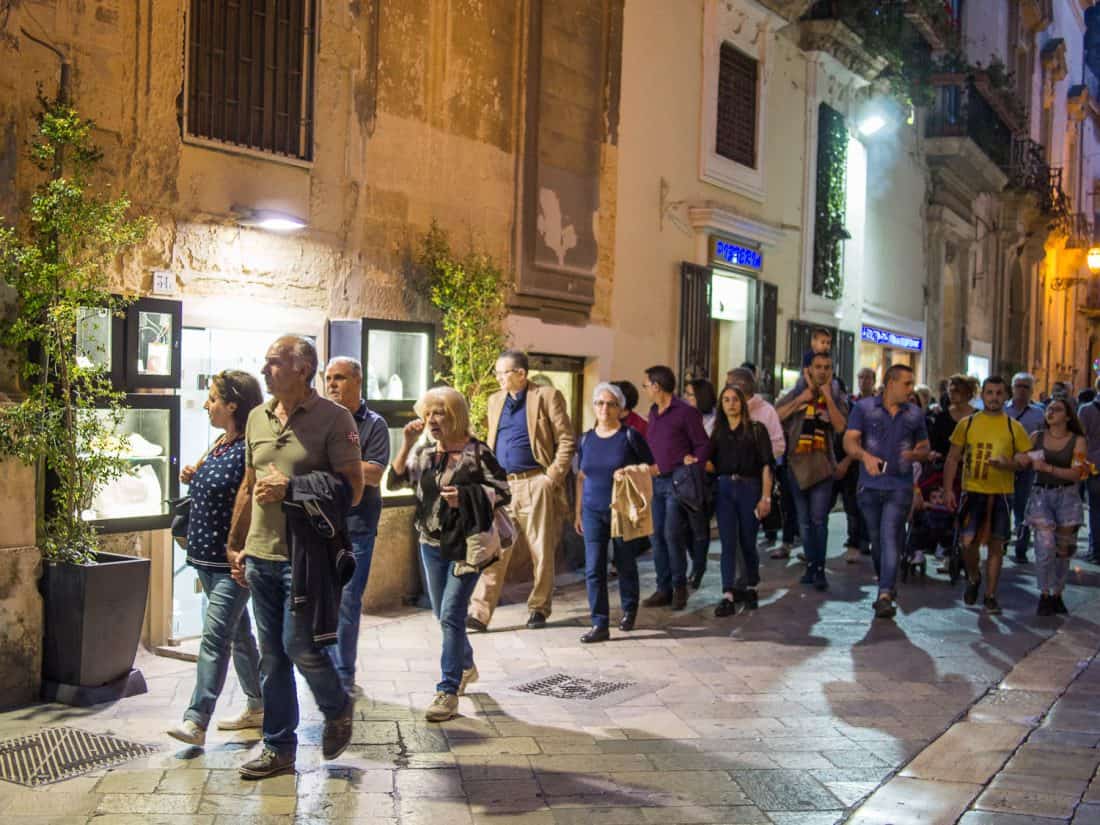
top-left (812, 103), bottom-right (849, 301)
top-left (0, 97), bottom-right (151, 564)
top-left (417, 222), bottom-right (509, 437)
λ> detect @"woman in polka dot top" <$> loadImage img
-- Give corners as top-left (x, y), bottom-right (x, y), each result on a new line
top-left (167, 370), bottom-right (265, 748)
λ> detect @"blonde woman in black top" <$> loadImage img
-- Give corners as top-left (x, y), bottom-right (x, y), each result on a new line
top-left (707, 386), bottom-right (775, 616)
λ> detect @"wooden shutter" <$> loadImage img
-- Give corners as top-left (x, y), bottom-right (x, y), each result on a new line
top-left (186, 0), bottom-right (315, 160)
top-left (716, 42), bottom-right (758, 168)
top-left (755, 281), bottom-right (778, 399)
top-left (679, 263), bottom-right (712, 391)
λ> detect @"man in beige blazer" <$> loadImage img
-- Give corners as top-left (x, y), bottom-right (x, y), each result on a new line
top-left (467, 349), bottom-right (575, 630)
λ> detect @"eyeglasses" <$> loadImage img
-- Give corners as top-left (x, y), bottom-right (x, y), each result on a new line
top-left (594, 400), bottom-right (620, 407)
top-left (494, 368), bottom-right (518, 379)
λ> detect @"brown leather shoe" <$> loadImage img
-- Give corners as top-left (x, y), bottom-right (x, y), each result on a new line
top-left (671, 585), bottom-right (688, 610)
top-left (642, 590), bottom-right (671, 607)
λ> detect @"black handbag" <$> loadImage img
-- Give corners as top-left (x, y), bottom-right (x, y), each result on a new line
top-left (168, 495), bottom-right (192, 548)
top-left (761, 473), bottom-right (783, 532)
top-left (671, 462), bottom-right (705, 512)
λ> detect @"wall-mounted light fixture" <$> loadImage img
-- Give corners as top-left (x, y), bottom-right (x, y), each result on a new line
top-left (231, 206), bottom-right (307, 232)
top-left (1088, 246), bottom-right (1100, 274)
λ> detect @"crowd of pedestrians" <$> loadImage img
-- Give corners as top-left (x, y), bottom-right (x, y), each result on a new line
top-left (165, 331), bottom-right (1100, 781)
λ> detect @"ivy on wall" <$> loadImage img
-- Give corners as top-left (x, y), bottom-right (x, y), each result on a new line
top-left (812, 103), bottom-right (849, 301)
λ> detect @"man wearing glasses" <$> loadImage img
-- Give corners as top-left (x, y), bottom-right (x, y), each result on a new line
top-left (467, 349), bottom-right (575, 630)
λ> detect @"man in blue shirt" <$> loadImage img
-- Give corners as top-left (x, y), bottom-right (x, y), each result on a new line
top-left (468, 350), bottom-right (575, 631)
top-left (843, 364), bottom-right (930, 620)
top-left (1005, 372), bottom-right (1046, 564)
top-left (324, 356), bottom-right (390, 693)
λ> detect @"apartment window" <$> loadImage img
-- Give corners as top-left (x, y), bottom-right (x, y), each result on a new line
top-left (185, 0), bottom-right (316, 161)
top-left (716, 42), bottom-right (758, 169)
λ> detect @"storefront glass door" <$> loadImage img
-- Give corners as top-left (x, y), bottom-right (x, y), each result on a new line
top-left (173, 327), bottom-right (286, 641)
top-left (711, 271), bottom-right (756, 382)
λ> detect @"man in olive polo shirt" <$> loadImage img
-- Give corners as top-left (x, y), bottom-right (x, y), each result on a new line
top-left (226, 335), bottom-right (364, 780)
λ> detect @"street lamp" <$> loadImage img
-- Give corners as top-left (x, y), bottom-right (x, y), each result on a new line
top-left (231, 206), bottom-right (307, 232)
top-left (1089, 246), bottom-right (1100, 274)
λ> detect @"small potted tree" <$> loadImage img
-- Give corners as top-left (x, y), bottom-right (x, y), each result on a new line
top-left (0, 96), bottom-right (153, 705)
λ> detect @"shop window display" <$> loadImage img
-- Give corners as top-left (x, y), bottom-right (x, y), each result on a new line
top-left (78, 396), bottom-right (179, 529)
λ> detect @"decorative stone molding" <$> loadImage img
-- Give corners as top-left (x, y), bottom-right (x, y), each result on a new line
top-left (699, 0), bottom-right (776, 202)
top-left (686, 204), bottom-right (787, 247)
top-left (795, 19), bottom-right (888, 83)
top-left (1068, 85), bottom-right (1090, 122)
top-left (753, 0), bottom-right (813, 22)
top-left (1020, 0), bottom-right (1054, 33)
top-left (1041, 38), bottom-right (1068, 82)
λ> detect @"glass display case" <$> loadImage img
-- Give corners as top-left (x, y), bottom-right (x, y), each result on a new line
top-left (327, 318), bottom-right (434, 507)
top-left (364, 322), bottom-right (432, 403)
top-left (75, 304), bottom-right (125, 387)
top-left (78, 394), bottom-right (180, 534)
top-left (125, 297), bottom-right (182, 389)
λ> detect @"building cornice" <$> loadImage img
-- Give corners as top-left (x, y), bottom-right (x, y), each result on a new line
top-left (687, 204), bottom-right (788, 248)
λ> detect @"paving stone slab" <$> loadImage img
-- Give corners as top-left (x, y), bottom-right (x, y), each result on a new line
top-left (973, 785), bottom-right (1080, 820)
top-left (958, 812), bottom-right (1067, 824)
top-left (900, 722), bottom-right (1029, 784)
top-left (1074, 802), bottom-right (1100, 825)
top-left (846, 776), bottom-right (981, 825)
top-left (732, 769), bottom-right (843, 812)
top-left (1003, 745), bottom-right (1100, 780)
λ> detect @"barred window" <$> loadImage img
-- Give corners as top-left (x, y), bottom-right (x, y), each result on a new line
top-left (185, 0), bottom-right (316, 162)
top-left (715, 42), bottom-right (758, 169)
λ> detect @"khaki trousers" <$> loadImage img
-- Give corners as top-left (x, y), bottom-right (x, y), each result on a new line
top-left (469, 473), bottom-right (561, 624)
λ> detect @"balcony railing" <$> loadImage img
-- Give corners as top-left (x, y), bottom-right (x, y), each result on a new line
top-left (1066, 212), bottom-right (1093, 249)
top-left (1007, 136), bottom-right (1072, 222)
top-left (925, 79), bottom-right (1014, 171)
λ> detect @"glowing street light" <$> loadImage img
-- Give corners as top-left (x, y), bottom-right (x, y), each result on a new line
top-left (858, 114), bottom-right (887, 137)
top-left (231, 206), bottom-right (307, 232)
top-left (1088, 246), bottom-right (1100, 274)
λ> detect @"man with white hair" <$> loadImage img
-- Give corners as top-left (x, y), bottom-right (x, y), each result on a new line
top-left (1005, 372), bottom-right (1045, 563)
top-left (324, 356), bottom-right (390, 694)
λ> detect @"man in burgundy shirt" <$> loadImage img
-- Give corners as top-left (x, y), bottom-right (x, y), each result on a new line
top-left (641, 365), bottom-right (711, 610)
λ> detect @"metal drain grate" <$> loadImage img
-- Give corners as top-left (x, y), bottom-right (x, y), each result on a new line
top-left (511, 672), bottom-right (636, 701)
top-left (0, 726), bottom-right (157, 787)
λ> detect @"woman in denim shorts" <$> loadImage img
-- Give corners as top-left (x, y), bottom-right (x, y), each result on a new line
top-left (1026, 398), bottom-right (1088, 616)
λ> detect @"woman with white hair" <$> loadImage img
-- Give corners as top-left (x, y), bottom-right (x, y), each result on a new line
top-left (388, 386), bottom-right (510, 721)
top-left (573, 382), bottom-right (654, 643)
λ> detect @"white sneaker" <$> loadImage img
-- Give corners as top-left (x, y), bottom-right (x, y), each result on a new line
top-left (424, 691), bottom-right (459, 722)
top-left (216, 707), bottom-right (264, 731)
top-left (166, 720), bottom-right (206, 746)
top-left (458, 664), bottom-right (479, 696)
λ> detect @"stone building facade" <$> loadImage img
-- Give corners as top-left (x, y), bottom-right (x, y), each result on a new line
top-left (0, 0), bottom-right (623, 655)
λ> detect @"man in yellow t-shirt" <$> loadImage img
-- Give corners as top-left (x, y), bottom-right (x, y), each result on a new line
top-left (943, 376), bottom-right (1032, 615)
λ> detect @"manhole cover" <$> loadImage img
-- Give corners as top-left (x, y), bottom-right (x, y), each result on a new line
top-left (511, 672), bottom-right (636, 701)
top-left (0, 727), bottom-right (157, 787)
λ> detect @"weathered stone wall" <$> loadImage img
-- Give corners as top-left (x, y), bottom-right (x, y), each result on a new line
top-left (0, 458), bottom-right (41, 708)
top-left (0, 2), bottom-right (620, 645)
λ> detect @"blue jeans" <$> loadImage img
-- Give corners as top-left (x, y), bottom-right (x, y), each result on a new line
top-left (327, 515), bottom-right (380, 690)
top-left (788, 472), bottom-right (833, 568)
top-left (183, 568), bottom-right (263, 729)
top-left (1087, 476), bottom-right (1100, 558)
top-left (582, 506), bottom-right (640, 628)
top-left (714, 476), bottom-right (761, 593)
top-left (1028, 484), bottom-right (1084, 593)
top-left (1013, 469), bottom-right (1034, 558)
top-left (857, 486), bottom-right (913, 595)
top-left (419, 544), bottom-right (480, 694)
top-left (244, 557), bottom-right (350, 754)
top-left (686, 478), bottom-right (714, 577)
top-left (651, 475), bottom-right (688, 592)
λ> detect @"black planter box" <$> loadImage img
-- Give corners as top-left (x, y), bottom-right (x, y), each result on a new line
top-left (40, 551), bottom-right (150, 691)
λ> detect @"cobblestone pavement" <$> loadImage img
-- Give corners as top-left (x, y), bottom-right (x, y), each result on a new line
top-left (2, 513), bottom-right (1100, 825)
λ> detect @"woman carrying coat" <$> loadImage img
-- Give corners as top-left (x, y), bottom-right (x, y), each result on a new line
top-left (388, 386), bottom-right (510, 722)
top-left (574, 382), bottom-right (654, 643)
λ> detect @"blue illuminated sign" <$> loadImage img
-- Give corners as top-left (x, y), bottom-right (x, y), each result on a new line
top-left (861, 324), bottom-right (923, 352)
top-left (712, 239), bottom-right (762, 270)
